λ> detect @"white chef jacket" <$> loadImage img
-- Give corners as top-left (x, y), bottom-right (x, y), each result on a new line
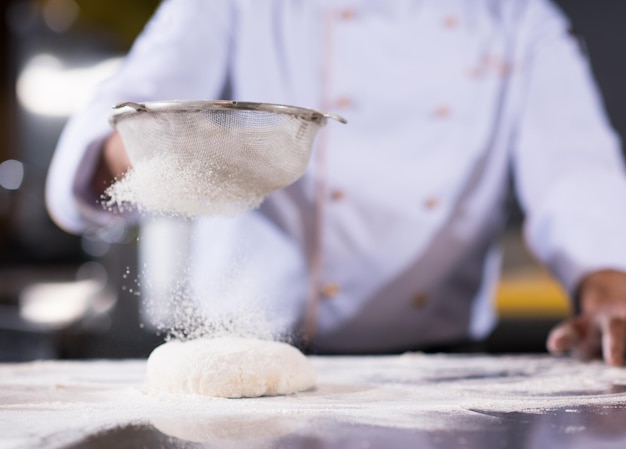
top-left (46, 0), bottom-right (626, 354)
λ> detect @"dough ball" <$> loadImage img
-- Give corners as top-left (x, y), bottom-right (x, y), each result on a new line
top-left (146, 337), bottom-right (316, 398)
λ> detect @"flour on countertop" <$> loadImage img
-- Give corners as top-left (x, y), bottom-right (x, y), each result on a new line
top-left (1, 354), bottom-right (626, 448)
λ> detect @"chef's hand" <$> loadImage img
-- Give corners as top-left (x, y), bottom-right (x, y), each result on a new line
top-left (547, 270), bottom-right (626, 366)
top-left (91, 131), bottom-right (132, 196)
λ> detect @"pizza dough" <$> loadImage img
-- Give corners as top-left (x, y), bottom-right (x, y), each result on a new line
top-left (145, 337), bottom-right (316, 398)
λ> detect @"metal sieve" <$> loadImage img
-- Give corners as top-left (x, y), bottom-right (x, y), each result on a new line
top-left (109, 100), bottom-right (346, 217)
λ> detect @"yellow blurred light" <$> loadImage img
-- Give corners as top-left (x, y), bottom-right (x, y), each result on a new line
top-left (43, 0), bottom-right (80, 33)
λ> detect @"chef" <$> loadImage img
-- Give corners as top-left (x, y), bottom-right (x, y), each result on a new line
top-left (46, 0), bottom-right (626, 364)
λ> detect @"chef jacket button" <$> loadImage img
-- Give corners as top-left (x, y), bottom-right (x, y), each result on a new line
top-left (443, 15), bottom-right (460, 29)
top-left (467, 67), bottom-right (484, 80)
top-left (335, 97), bottom-right (352, 109)
top-left (330, 189), bottom-right (346, 201)
top-left (321, 282), bottom-right (341, 299)
top-left (339, 8), bottom-right (356, 21)
top-left (424, 197), bottom-right (439, 210)
top-left (412, 293), bottom-right (429, 308)
top-left (433, 105), bottom-right (451, 119)
top-left (485, 54), bottom-right (500, 69)
top-left (497, 61), bottom-right (513, 77)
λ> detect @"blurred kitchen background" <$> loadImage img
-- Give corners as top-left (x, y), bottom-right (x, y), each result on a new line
top-left (0, 0), bottom-right (624, 361)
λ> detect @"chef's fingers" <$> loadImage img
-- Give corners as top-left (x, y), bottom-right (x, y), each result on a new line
top-left (600, 316), bottom-right (626, 366)
top-left (546, 316), bottom-right (602, 361)
top-left (573, 326), bottom-right (602, 361)
top-left (546, 317), bottom-right (587, 355)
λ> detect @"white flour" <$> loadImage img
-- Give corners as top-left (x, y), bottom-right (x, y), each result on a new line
top-left (1, 354), bottom-right (626, 448)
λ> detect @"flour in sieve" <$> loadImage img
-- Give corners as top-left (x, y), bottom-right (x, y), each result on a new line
top-left (103, 153), bottom-right (265, 218)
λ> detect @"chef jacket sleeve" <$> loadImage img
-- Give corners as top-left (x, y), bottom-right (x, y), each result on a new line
top-left (45, 0), bottom-right (233, 234)
top-left (512, 0), bottom-right (626, 295)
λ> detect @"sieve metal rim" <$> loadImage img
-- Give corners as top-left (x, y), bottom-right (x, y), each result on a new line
top-left (110, 100), bottom-right (347, 125)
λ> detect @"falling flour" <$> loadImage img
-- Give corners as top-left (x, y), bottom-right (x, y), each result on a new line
top-left (137, 262), bottom-right (286, 344)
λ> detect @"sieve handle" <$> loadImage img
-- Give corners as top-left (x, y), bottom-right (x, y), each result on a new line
top-left (321, 112), bottom-right (348, 124)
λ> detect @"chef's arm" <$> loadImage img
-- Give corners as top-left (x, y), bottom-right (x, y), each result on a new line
top-left (47, 0), bottom-right (232, 234)
top-left (547, 270), bottom-right (626, 366)
top-left (91, 131), bottom-right (131, 197)
top-left (509, 0), bottom-right (626, 366)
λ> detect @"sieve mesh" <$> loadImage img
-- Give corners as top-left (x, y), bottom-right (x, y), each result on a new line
top-left (106, 101), bottom-right (345, 217)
